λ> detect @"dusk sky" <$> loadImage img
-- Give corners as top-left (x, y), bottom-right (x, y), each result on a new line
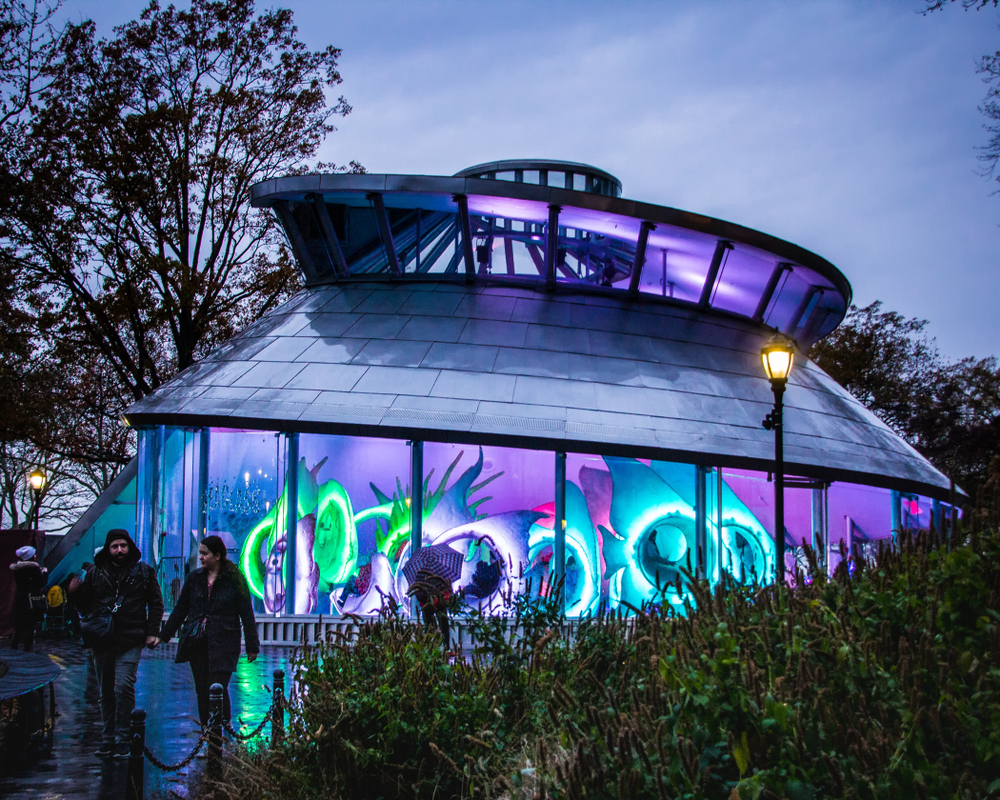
top-left (72, 1), bottom-right (1000, 361)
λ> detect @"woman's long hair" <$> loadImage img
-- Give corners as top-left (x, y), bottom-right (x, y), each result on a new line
top-left (201, 535), bottom-right (228, 561)
top-left (201, 535), bottom-right (246, 587)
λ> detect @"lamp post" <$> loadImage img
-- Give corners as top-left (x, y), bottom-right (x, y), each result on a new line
top-left (761, 334), bottom-right (795, 584)
top-left (28, 468), bottom-right (47, 530)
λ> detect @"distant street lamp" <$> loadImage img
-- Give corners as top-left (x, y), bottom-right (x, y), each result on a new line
top-left (28, 468), bottom-right (46, 530)
top-left (761, 334), bottom-right (795, 584)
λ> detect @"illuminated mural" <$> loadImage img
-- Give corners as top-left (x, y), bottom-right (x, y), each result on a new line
top-left (527, 457), bottom-right (775, 614)
top-left (128, 426), bottom-right (924, 619)
top-left (203, 433), bottom-right (781, 617)
top-left (235, 443), bottom-right (546, 615)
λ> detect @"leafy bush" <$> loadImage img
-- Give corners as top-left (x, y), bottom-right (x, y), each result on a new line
top-left (273, 595), bottom-right (567, 800)
top-left (540, 528), bottom-right (1000, 800)
top-left (210, 525), bottom-right (1000, 800)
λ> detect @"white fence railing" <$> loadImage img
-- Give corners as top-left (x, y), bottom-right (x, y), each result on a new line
top-left (253, 614), bottom-right (606, 648)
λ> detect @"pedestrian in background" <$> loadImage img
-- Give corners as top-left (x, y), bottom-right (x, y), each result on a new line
top-left (9, 546), bottom-right (46, 651)
top-left (69, 529), bottom-right (163, 759)
top-left (154, 535), bottom-right (259, 727)
top-left (408, 572), bottom-right (453, 652)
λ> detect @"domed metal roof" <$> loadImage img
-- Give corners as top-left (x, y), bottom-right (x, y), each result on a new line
top-left (123, 163), bottom-right (952, 498)
top-left (124, 279), bottom-right (950, 498)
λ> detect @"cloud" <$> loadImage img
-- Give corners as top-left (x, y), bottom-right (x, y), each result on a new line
top-left (69, 0), bottom-right (1000, 359)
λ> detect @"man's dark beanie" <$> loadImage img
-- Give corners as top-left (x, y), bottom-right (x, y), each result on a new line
top-left (107, 529), bottom-right (131, 545)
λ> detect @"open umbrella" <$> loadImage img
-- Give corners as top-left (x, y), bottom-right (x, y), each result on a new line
top-left (402, 544), bottom-right (464, 586)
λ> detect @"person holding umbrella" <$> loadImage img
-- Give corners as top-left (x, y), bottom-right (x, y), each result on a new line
top-left (403, 544), bottom-right (463, 651)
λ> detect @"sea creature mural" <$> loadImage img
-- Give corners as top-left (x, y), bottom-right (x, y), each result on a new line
top-left (526, 458), bottom-right (777, 613)
top-left (598, 458), bottom-right (776, 609)
top-left (239, 448), bottom-right (543, 615)
top-left (240, 456), bottom-right (352, 614)
top-left (360, 448), bottom-right (543, 615)
top-left (237, 448), bottom-right (776, 617)
top-left (599, 457), bottom-right (697, 610)
top-left (716, 480), bottom-right (775, 584)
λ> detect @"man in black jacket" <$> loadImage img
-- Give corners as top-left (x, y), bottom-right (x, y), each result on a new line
top-left (70, 529), bottom-right (163, 759)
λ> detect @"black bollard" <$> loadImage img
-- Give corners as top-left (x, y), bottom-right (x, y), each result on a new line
top-left (208, 683), bottom-right (224, 768)
top-left (125, 709), bottom-right (146, 800)
top-left (271, 669), bottom-right (285, 751)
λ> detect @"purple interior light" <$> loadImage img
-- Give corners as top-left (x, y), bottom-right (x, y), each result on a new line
top-left (467, 196), bottom-right (550, 224)
top-left (636, 248), bottom-right (709, 303)
top-left (828, 482), bottom-right (893, 544)
top-left (554, 205), bottom-right (644, 242)
top-left (709, 246), bottom-right (779, 317)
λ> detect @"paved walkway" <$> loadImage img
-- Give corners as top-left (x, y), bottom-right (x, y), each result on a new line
top-left (0, 638), bottom-right (291, 800)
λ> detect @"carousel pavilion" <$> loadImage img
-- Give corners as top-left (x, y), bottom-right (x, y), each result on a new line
top-left (46, 159), bottom-right (956, 621)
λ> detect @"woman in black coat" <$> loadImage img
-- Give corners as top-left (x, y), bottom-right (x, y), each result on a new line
top-left (154, 536), bottom-right (260, 725)
top-left (9, 546), bottom-right (45, 651)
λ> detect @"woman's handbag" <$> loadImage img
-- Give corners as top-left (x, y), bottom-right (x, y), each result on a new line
top-left (28, 594), bottom-right (48, 612)
top-left (180, 616), bottom-right (207, 643)
top-left (175, 615), bottom-right (207, 661)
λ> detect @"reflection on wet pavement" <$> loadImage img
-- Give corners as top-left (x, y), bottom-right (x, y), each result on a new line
top-left (0, 640), bottom-right (292, 800)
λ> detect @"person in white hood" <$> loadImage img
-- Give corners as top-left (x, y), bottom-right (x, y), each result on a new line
top-left (9, 545), bottom-right (45, 651)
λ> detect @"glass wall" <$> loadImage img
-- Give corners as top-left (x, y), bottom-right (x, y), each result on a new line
top-left (158, 428), bottom-right (208, 606)
top-left (207, 430), bottom-right (287, 613)
top-left (136, 426), bottom-right (950, 617)
top-left (291, 434), bottom-right (409, 615)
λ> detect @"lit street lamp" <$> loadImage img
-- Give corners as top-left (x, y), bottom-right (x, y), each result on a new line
top-left (761, 334), bottom-right (795, 584)
top-left (28, 468), bottom-right (46, 530)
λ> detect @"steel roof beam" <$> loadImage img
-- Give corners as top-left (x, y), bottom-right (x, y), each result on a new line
top-left (546, 204), bottom-right (561, 290)
top-left (787, 285), bottom-right (823, 337)
top-left (272, 201), bottom-right (323, 285)
top-left (454, 194), bottom-right (476, 282)
top-left (417, 213), bottom-right (459, 273)
top-left (367, 192), bottom-right (401, 277)
top-left (307, 194), bottom-right (349, 279)
top-left (753, 262), bottom-right (794, 323)
top-left (800, 306), bottom-right (831, 344)
top-left (628, 221), bottom-right (656, 297)
top-left (699, 239), bottom-right (734, 308)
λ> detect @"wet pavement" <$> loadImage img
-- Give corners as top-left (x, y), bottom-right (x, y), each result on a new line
top-left (0, 638), bottom-right (293, 800)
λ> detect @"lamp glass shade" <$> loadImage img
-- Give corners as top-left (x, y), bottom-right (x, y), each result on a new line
top-left (28, 469), bottom-right (46, 492)
top-left (761, 345), bottom-right (794, 382)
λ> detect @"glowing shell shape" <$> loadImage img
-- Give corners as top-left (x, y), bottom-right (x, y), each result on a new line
top-left (601, 457), bottom-right (697, 609)
top-left (527, 481), bottom-right (600, 618)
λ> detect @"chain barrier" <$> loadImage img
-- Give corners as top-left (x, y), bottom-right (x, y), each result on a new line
top-left (223, 694), bottom-right (280, 742)
top-left (143, 733), bottom-right (208, 772)
top-left (137, 669), bottom-right (285, 778)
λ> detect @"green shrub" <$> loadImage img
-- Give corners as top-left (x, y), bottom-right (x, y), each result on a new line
top-left (214, 525), bottom-right (1000, 800)
top-left (540, 528), bottom-right (1000, 800)
top-left (274, 594), bottom-right (568, 800)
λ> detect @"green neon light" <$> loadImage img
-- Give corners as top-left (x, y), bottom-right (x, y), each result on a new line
top-left (241, 502), bottom-right (279, 600)
top-left (313, 480), bottom-right (358, 586)
top-left (353, 502), bottom-right (393, 525)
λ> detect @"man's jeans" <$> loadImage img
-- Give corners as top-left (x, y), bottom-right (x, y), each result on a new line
top-left (92, 645), bottom-right (142, 746)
